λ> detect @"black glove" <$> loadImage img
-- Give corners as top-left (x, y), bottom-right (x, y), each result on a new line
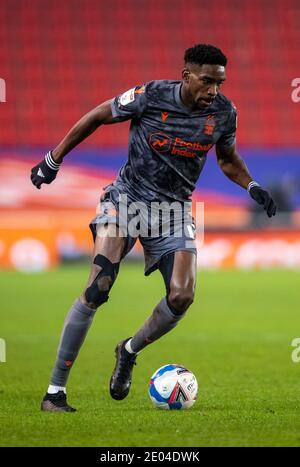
top-left (30, 151), bottom-right (61, 189)
top-left (248, 181), bottom-right (276, 217)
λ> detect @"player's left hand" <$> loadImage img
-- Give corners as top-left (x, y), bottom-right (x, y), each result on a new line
top-left (248, 183), bottom-right (276, 217)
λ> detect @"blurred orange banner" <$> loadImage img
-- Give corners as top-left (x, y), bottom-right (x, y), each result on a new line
top-left (196, 230), bottom-right (300, 269)
top-left (0, 208), bottom-right (300, 271)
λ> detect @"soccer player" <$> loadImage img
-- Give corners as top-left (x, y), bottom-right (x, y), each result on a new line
top-left (31, 44), bottom-right (276, 412)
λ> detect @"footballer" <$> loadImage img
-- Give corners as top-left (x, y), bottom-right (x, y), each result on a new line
top-left (30, 44), bottom-right (276, 412)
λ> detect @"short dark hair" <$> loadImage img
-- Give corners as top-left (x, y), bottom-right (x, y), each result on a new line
top-left (184, 44), bottom-right (227, 67)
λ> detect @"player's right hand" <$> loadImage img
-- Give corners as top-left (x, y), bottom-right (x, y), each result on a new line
top-left (30, 151), bottom-right (61, 189)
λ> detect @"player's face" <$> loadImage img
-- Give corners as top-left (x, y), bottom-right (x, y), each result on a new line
top-left (182, 64), bottom-right (226, 109)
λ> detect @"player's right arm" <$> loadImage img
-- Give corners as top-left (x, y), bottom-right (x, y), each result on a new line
top-left (31, 83), bottom-right (148, 189)
top-left (30, 100), bottom-right (114, 189)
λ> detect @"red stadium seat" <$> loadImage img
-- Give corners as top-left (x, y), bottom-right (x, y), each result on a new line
top-left (0, 0), bottom-right (299, 146)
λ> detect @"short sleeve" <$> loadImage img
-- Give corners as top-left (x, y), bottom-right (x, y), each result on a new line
top-left (216, 105), bottom-right (237, 148)
top-left (110, 84), bottom-right (148, 122)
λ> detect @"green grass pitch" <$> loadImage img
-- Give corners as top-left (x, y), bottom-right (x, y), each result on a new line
top-left (0, 263), bottom-right (300, 446)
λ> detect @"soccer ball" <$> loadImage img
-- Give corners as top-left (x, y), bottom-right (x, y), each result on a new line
top-left (149, 364), bottom-right (198, 410)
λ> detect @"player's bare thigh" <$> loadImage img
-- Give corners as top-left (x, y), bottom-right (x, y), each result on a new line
top-left (80, 224), bottom-right (125, 307)
top-left (168, 251), bottom-right (197, 312)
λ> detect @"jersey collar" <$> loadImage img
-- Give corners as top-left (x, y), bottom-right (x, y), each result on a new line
top-left (174, 82), bottom-right (189, 110)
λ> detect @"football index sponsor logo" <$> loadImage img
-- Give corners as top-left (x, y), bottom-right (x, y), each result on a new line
top-left (149, 132), bottom-right (172, 153)
top-left (0, 338), bottom-right (6, 362)
top-left (149, 131), bottom-right (213, 158)
top-left (0, 78), bottom-right (6, 102)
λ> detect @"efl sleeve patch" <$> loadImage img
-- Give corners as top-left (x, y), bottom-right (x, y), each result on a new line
top-left (119, 88), bottom-right (135, 106)
top-left (111, 83), bottom-right (148, 121)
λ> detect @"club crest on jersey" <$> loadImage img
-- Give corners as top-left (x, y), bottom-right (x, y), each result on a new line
top-left (203, 115), bottom-right (215, 136)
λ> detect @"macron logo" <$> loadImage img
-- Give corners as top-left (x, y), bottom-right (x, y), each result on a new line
top-left (37, 168), bottom-right (45, 178)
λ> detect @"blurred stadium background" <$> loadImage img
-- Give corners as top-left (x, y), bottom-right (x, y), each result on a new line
top-left (1, 0), bottom-right (300, 272)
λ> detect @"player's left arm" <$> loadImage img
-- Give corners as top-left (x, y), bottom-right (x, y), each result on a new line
top-left (216, 143), bottom-right (276, 217)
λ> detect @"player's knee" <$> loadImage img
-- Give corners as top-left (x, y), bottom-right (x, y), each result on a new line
top-left (83, 254), bottom-right (119, 309)
top-left (81, 293), bottom-right (99, 310)
top-left (168, 285), bottom-right (194, 314)
top-left (83, 276), bottom-right (113, 309)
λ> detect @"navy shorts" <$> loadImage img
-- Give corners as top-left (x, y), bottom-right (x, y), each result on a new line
top-left (89, 183), bottom-right (197, 275)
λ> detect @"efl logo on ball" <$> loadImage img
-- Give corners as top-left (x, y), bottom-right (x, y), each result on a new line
top-left (149, 364), bottom-right (198, 410)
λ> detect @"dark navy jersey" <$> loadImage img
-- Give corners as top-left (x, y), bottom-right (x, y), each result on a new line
top-left (111, 80), bottom-right (237, 202)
